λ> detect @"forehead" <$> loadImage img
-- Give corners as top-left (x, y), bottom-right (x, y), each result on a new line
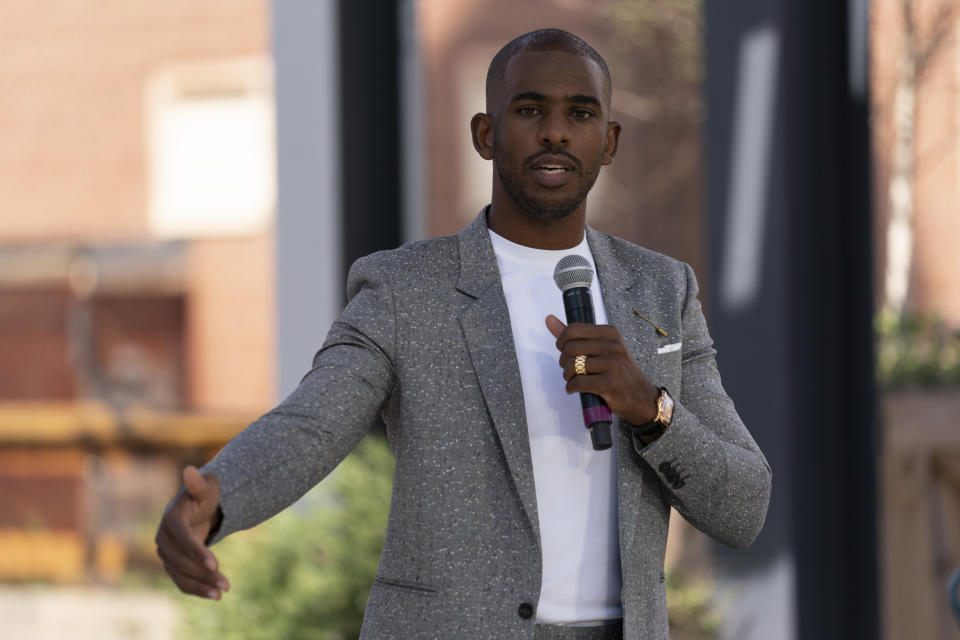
top-left (501, 50), bottom-right (606, 101)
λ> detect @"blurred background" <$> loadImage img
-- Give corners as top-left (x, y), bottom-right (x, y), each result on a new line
top-left (0, 0), bottom-right (957, 638)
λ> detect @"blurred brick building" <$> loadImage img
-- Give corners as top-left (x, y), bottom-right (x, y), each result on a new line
top-left (0, 0), bottom-right (275, 410)
top-left (0, 0), bottom-right (273, 581)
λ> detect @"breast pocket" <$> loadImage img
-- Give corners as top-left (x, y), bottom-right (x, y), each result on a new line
top-left (656, 342), bottom-right (681, 356)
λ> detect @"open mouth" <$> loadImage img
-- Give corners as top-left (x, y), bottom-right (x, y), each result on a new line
top-left (526, 152), bottom-right (580, 187)
top-left (528, 151), bottom-right (580, 175)
top-left (535, 164), bottom-right (570, 175)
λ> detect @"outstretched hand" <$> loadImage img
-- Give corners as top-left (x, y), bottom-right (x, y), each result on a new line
top-left (546, 314), bottom-right (659, 426)
top-left (155, 465), bottom-right (229, 600)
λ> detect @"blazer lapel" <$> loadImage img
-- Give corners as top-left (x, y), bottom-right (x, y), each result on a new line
top-left (587, 227), bottom-right (660, 380)
top-left (456, 211), bottom-right (540, 541)
top-left (587, 227), bottom-right (660, 556)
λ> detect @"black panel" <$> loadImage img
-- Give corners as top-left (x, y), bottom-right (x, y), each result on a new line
top-left (704, 1), bottom-right (877, 638)
top-left (339, 0), bottom-right (403, 281)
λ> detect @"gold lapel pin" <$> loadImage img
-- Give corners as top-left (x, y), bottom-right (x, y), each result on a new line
top-left (634, 310), bottom-right (668, 337)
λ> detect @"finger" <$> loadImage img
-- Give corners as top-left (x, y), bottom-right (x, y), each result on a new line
top-left (163, 555), bottom-right (230, 596)
top-left (161, 496), bottom-right (220, 572)
top-left (562, 355), bottom-right (614, 381)
top-left (158, 542), bottom-right (214, 587)
top-left (565, 371), bottom-right (615, 397)
top-left (554, 323), bottom-right (621, 349)
top-left (163, 560), bottom-right (225, 600)
top-left (545, 314), bottom-right (566, 340)
top-left (157, 534), bottom-right (230, 597)
top-left (558, 339), bottom-right (622, 367)
top-left (156, 521), bottom-right (220, 580)
top-left (183, 465), bottom-right (219, 503)
top-left (181, 467), bottom-right (221, 546)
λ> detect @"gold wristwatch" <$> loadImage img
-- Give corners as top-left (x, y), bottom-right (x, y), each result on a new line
top-left (632, 387), bottom-right (674, 436)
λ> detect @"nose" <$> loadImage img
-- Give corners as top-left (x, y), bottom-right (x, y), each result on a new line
top-left (538, 110), bottom-right (569, 147)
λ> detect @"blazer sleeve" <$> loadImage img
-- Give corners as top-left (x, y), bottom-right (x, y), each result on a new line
top-left (202, 254), bottom-right (397, 544)
top-left (638, 262), bottom-right (772, 549)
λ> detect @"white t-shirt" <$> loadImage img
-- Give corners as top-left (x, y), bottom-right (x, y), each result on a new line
top-left (488, 228), bottom-right (623, 625)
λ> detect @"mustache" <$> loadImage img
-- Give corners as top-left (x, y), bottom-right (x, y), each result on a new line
top-left (524, 148), bottom-right (583, 172)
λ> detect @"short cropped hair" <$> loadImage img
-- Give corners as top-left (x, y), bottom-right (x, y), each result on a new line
top-left (485, 28), bottom-right (612, 112)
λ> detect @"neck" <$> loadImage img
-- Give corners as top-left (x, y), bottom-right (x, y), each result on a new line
top-left (486, 200), bottom-right (588, 251)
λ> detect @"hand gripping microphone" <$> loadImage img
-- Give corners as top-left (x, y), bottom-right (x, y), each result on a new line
top-left (553, 255), bottom-right (613, 451)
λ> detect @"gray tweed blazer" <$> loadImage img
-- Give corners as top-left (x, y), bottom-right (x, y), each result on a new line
top-left (204, 210), bottom-right (771, 639)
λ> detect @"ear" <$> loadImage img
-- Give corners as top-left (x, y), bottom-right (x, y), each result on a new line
top-left (602, 120), bottom-right (621, 165)
top-left (471, 113), bottom-right (495, 160)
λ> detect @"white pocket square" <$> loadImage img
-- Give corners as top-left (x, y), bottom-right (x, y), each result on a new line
top-left (657, 343), bottom-right (681, 354)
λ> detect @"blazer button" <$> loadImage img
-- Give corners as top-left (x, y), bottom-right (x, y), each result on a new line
top-left (518, 602), bottom-right (534, 619)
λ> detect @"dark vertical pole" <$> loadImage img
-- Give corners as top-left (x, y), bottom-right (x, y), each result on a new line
top-left (788, 1), bottom-right (878, 637)
top-left (339, 0), bottom-right (403, 280)
top-left (704, 0), bottom-right (877, 638)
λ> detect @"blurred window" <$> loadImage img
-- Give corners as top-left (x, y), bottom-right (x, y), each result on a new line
top-left (146, 57), bottom-right (275, 238)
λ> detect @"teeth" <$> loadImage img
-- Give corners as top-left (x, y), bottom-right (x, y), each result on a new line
top-left (538, 166), bottom-right (566, 174)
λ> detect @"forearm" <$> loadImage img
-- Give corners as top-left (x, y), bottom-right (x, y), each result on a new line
top-left (203, 255), bottom-right (399, 544)
top-left (637, 398), bottom-right (771, 549)
top-left (203, 352), bottom-right (390, 543)
top-left (634, 263), bottom-right (771, 548)
top-left (204, 312), bottom-right (395, 545)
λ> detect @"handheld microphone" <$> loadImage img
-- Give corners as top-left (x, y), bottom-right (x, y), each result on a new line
top-left (553, 255), bottom-right (613, 450)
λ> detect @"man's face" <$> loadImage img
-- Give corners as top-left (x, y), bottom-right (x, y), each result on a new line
top-left (488, 51), bottom-right (618, 221)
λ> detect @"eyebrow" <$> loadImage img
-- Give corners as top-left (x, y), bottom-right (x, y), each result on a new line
top-left (510, 91), bottom-right (601, 107)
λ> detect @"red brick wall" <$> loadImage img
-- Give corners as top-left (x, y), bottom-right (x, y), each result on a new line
top-left (0, 288), bottom-right (75, 399)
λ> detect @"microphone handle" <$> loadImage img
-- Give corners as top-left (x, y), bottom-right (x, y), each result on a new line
top-left (562, 287), bottom-right (613, 450)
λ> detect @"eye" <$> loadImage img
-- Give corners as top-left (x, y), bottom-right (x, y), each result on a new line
top-left (517, 105), bottom-right (540, 117)
top-left (571, 108), bottom-right (595, 120)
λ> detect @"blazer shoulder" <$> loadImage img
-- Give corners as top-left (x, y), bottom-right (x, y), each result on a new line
top-left (590, 229), bottom-right (694, 289)
top-left (346, 234), bottom-right (460, 299)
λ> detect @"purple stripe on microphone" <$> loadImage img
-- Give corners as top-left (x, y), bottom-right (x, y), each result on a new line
top-left (583, 405), bottom-right (612, 425)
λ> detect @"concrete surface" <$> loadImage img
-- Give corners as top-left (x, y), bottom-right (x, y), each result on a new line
top-left (0, 585), bottom-right (179, 640)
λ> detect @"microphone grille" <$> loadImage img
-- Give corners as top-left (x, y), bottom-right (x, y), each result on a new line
top-left (553, 254), bottom-right (594, 291)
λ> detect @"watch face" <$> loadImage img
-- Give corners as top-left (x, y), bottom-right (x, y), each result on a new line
top-left (659, 391), bottom-right (675, 426)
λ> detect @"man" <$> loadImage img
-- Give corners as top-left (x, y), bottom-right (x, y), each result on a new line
top-left (156, 29), bottom-right (771, 639)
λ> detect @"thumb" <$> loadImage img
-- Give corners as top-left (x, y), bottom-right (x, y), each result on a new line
top-left (182, 465), bottom-right (219, 505)
top-left (545, 314), bottom-right (566, 340)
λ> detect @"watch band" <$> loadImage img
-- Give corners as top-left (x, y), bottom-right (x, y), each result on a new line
top-left (631, 419), bottom-right (667, 437)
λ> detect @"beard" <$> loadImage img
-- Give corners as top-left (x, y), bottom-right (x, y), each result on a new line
top-left (493, 146), bottom-right (602, 221)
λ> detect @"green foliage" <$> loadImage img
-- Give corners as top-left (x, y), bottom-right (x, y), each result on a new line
top-left (666, 570), bottom-right (722, 640)
top-left (179, 434), bottom-right (394, 640)
top-left (876, 310), bottom-right (960, 389)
